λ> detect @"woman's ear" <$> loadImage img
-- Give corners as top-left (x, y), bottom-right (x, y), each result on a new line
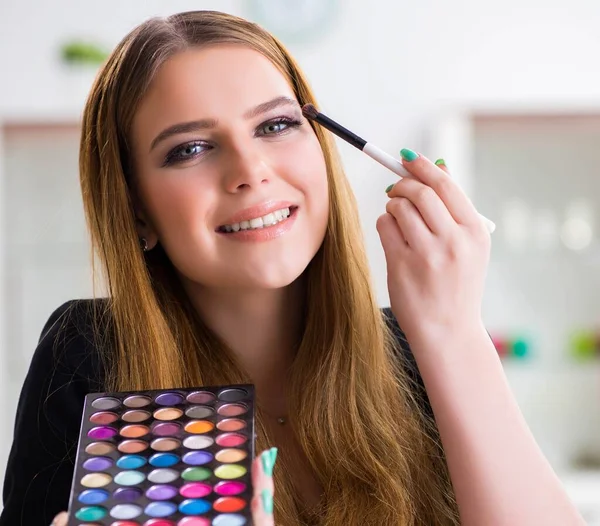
top-left (132, 194), bottom-right (159, 251)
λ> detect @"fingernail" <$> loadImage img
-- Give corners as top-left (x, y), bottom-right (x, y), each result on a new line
top-left (435, 158), bottom-right (446, 166)
top-left (385, 184), bottom-right (394, 193)
top-left (400, 148), bottom-right (419, 162)
top-left (261, 489), bottom-right (274, 514)
top-left (261, 447), bottom-right (277, 477)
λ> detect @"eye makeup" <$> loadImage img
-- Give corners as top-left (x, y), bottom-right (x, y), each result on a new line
top-left (67, 384), bottom-right (255, 526)
top-left (163, 114), bottom-right (303, 167)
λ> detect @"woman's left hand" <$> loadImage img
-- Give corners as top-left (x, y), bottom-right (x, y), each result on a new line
top-left (376, 150), bottom-right (491, 347)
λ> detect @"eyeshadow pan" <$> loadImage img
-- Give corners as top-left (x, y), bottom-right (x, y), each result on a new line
top-left (116, 455), bottom-right (147, 470)
top-left (146, 484), bottom-right (178, 501)
top-left (148, 468), bottom-right (179, 484)
top-left (69, 384), bottom-right (254, 525)
top-left (213, 497), bottom-right (246, 513)
top-left (114, 470), bottom-right (146, 486)
top-left (153, 407), bottom-right (183, 421)
top-left (81, 473), bottom-right (112, 488)
top-left (217, 388), bottom-right (248, 402)
top-left (155, 392), bottom-right (184, 406)
top-left (184, 420), bottom-right (214, 434)
top-left (179, 498), bottom-right (211, 515)
top-left (180, 467), bottom-right (211, 482)
top-left (123, 395), bottom-right (152, 408)
top-left (182, 436), bottom-right (213, 450)
top-left (185, 391), bottom-right (216, 404)
top-left (152, 422), bottom-right (182, 436)
top-left (75, 505), bottom-right (107, 521)
top-left (120, 424), bottom-right (150, 438)
top-left (110, 503), bottom-right (143, 519)
top-left (182, 451), bottom-right (213, 466)
top-left (85, 441), bottom-right (116, 456)
top-left (89, 411), bottom-right (119, 425)
top-left (88, 426), bottom-right (118, 440)
top-left (149, 453), bottom-right (179, 468)
top-left (214, 465), bottom-right (247, 480)
top-left (151, 438), bottom-right (181, 452)
top-left (214, 449), bottom-right (247, 464)
top-left (145, 500), bottom-right (178, 517)
top-left (215, 433), bottom-right (247, 448)
top-left (83, 456), bottom-right (114, 471)
top-left (122, 409), bottom-right (151, 423)
top-left (216, 419), bottom-right (247, 433)
top-left (212, 514), bottom-right (247, 526)
top-left (178, 517), bottom-right (210, 526)
top-left (118, 439), bottom-right (149, 454)
top-left (91, 396), bottom-right (121, 410)
top-left (214, 481), bottom-right (246, 496)
top-left (179, 483), bottom-right (212, 499)
top-left (113, 487), bottom-right (143, 502)
top-left (184, 406), bottom-right (214, 419)
top-left (78, 489), bottom-right (110, 505)
top-left (216, 404), bottom-right (247, 418)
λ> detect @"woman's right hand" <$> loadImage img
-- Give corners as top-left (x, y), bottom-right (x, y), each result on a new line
top-left (51, 447), bottom-right (278, 526)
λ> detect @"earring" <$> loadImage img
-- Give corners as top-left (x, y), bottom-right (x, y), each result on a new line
top-left (140, 237), bottom-right (149, 252)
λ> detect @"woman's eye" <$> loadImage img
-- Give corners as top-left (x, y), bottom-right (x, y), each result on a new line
top-left (263, 122), bottom-right (288, 134)
top-left (178, 143), bottom-right (205, 158)
top-left (258, 118), bottom-right (301, 136)
top-left (164, 142), bottom-right (208, 165)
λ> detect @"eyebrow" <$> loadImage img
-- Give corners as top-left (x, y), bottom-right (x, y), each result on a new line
top-left (149, 96), bottom-right (300, 151)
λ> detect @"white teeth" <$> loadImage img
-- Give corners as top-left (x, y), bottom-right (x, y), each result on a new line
top-left (262, 213), bottom-right (276, 226)
top-left (222, 207), bottom-right (292, 232)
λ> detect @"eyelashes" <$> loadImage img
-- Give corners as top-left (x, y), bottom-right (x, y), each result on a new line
top-left (162, 116), bottom-right (303, 167)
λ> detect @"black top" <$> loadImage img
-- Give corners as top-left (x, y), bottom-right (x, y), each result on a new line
top-left (0, 299), bottom-right (430, 525)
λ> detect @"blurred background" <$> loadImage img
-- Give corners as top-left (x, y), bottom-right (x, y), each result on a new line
top-left (1, 0), bottom-right (600, 521)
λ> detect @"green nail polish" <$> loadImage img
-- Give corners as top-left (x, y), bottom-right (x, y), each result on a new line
top-left (261, 489), bottom-right (274, 514)
top-left (435, 158), bottom-right (446, 166)
top-left (261, 449), bottom-right (276, 477)
top-left (400, 148), bottom-right (419, 162)
top-left (385, 184), bottom-right (394, 193)
top-left (270, 447), bottom-right (278, 466)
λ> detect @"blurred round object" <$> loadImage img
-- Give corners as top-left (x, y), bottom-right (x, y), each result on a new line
top-left (569, 330), bottom-right (597, 360)
top-left (490, 334), bottom-right (509, 357)
top-left (510, 336), bottom-right (531, 359)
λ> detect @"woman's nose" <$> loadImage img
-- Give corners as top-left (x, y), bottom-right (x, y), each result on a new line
top-left (223, 145), bottom-right (273, 193)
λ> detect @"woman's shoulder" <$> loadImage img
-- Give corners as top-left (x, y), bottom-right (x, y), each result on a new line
top-left (33, 298), bottom-right (111, 390)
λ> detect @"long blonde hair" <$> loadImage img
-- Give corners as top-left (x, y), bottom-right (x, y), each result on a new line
top-left (79, 10), bottom-right (458, 525)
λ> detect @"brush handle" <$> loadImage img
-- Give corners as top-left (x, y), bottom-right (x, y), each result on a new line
top-left (363, 143), bottom-right (496, 233)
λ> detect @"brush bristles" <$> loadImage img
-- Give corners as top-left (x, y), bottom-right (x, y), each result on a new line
top-left (301, 103), bottom-right (319, 120)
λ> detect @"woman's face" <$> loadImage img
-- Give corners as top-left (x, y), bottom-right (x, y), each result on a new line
top-left (131, 45), bottom-right (329, 290)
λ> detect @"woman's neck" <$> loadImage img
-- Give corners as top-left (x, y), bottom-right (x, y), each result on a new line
top-left (183, 277), bottom-right (305, 414)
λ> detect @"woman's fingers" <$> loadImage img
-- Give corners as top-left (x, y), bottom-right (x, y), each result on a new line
top-left (386, 176), bottom-right (455, 237)
top-left (397, 149), bottom-right (481, 227)
top-left (385, 196), bottom-right (432, 251)
top-left (251, 447), bottom-right (277, 525)
top-left (50, 511), bottom-right (68, 526)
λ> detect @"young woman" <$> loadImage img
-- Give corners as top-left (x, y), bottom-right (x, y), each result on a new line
top-left (1, 10), bottom-right (584, 526)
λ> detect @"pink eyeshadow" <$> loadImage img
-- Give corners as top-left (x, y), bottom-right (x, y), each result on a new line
top-left (215, 433), bottom-right (247, 448)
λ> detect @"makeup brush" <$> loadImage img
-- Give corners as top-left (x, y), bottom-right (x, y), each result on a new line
top-left (302, 103), bottom-right (496, 234)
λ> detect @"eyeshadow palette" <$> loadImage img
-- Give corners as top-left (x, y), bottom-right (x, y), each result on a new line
top-left (67, 384), bottom-right (255, 526)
